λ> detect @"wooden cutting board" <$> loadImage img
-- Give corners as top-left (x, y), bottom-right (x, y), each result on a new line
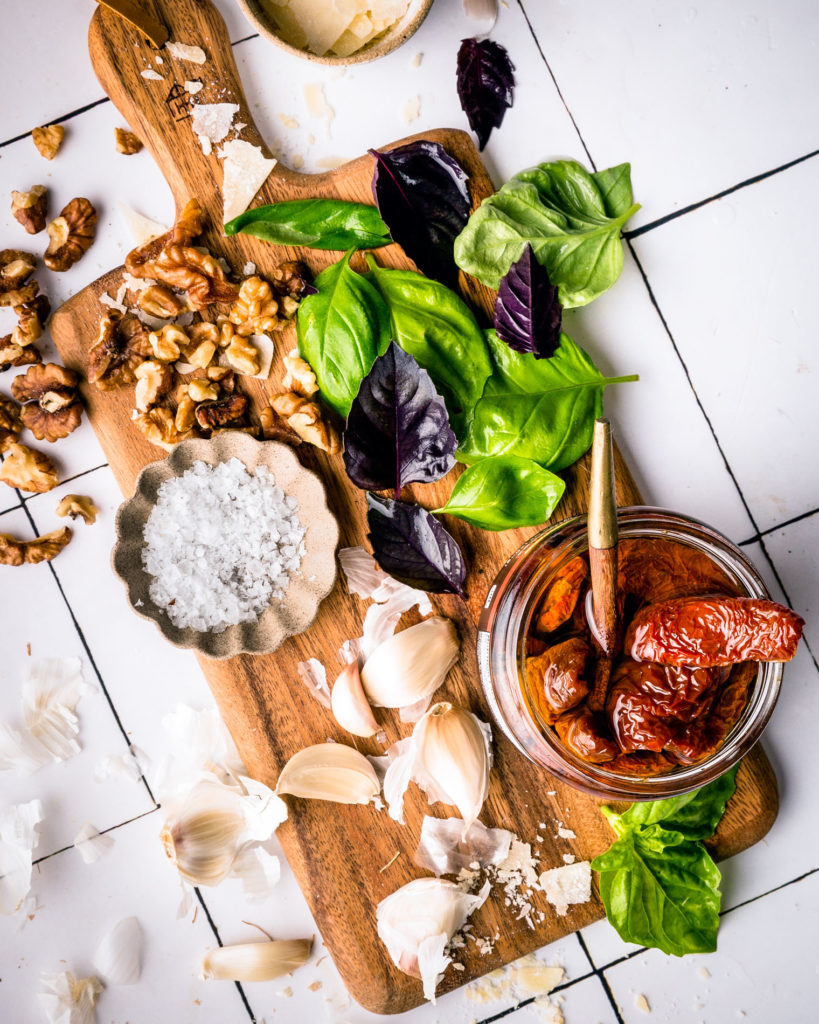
top-left (50, 0), bottom-right (778, 1012)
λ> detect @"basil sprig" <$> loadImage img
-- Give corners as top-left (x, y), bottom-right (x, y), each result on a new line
top-left (592, 765), bottom-right (740, 956)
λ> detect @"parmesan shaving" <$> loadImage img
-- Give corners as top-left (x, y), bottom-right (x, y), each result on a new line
top-left (218, 139), bottom-right (276, 223)
top-left (118, 203), bottom-right (168, 247)
top-left (303, 83), bottom-right (335, 127)
top-left (191, 102), bottom-right (239, 146)
top-left (140, 69), bottom-right (163, 81)
top-left (165, 41), bottom-right (207, 64)
top-left (538, 861), bottom-right (592, 916)
top-left (402, 96), bottom-right (421, 123)
top-left (185, 80), bottom-right (204, 95)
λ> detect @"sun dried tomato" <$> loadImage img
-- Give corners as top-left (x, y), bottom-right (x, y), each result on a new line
top-left (534, 555), bottom-right (588, 635)
top-left (607, 750), bottom-right (677, 777)
top-left (665, 662), bottom-right (757, 764)
top-left (618, 538), bottom-right (740, 603)
top-left (527, 638), bottom-right (591, 725)
top-left (554, 705), bottom-right (619, 764)
top-left (627, 597), bottom-right (805, 668)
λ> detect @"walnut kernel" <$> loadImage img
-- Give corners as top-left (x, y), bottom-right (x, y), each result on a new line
top-left (229, 276), bottom-right (278, 336)
top-left (0, 526), bottom-right (72, 566)
top-left (32, 125), bottom-right (64, 160)
top-left (269, 393), bottom-right (341, 454)
top-left (44, 198), bottom-right (97, 272)
top-left (259, 405), bottom-right (302, 445)
top-left (133, 406), bottom-right (189, 450)
top-left (282, 350), bottom-right (318, 396)
top-left (148, 324), bottom-right (184, 362)
top-left (0, 394), bottom-right (23, 452)
top-left (0, 442), bottom-right (58, 493)
top-left (175, 393), bottom-right (197, 433)
top-left (56, 494), bottom-right (98, 525)
top-left (115, 128), bottom-right (143, 155)
top-left (224, 335), bottom-right (261, 376)
top-left (11, 363), bottom-right (83, 442)
top-left (188, 378), bottom-right (219, 403)
top-left (0, 336), bottom-right (42, 373)
top-left (11, 186), bottom-right (48, 234)
top-left (0, 250), bottom-right (37, 306)
top-left (88, 312), bottom-right (152, 389)
top-left (195, 393), bottom-right (247, 431)
top-left (134, 360), bottom-right (173, 412)
top-left (139, 284), bottom-right (188, 319)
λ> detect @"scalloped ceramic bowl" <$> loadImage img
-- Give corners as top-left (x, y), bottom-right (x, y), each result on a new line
top-left (112, 433), bottom-right (339, 659)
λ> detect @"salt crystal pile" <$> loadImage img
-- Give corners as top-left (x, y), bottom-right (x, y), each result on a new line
top-left (142, 459), bottom-right (306, 632)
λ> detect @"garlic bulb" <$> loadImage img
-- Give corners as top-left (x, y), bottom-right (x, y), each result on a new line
top-left (331, 663), bottom-right (379, 738)
top-left (202, 939), bottom-right (312, 981)
top-left (377, 877), bottom-right (490, 1002)
top-left (276, 743), bottom-right (381, 804)
top-left (92, 916), bottom-right (142, 985)
top-left (383, 703), bottom-right (493, 833)
top-left (361, 617), bottom-right (459, 710)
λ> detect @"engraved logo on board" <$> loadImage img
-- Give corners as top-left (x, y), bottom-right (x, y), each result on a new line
top-left (165, 82), bottom-right (192, 122)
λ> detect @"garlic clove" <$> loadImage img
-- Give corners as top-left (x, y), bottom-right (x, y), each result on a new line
top-left (160, 780), bottom-right (247, 886)
top-left (276, 743), bottom-right (380, 804)
top-left (414, 703), bottom-right (492, 836)
top-left (331, 663), bottom-right (379, 738)
top-left (377, 877), bottom-right (490, 1002)
top-left (202, 939), bottom-right (312, 982)
top-left (92, 916), bottom-right (143, 985)
top-left (361, 617), bottom-right (459, 709)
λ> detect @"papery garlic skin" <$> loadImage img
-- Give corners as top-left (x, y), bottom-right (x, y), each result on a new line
top-left (377, 877), bottom-right (490, 1002)
top-left (73, 822), bottom-right (114, 865)
top-left (331, 663), bottom-right (379, 738)
top-left (0, 799), bottom-right (43, 916)
top-left (39, 970), bottom-right (103, 1024)
top-left (276, 743), bottom-right (380, 804)
top-left (93, 916), bottom-right (143, 985)
top-left (414, 816), bottom-right (513, 877)
top-left (202, 939), bottom-right (312, 981)
top-left (361, 617), bottom-right (459, 710)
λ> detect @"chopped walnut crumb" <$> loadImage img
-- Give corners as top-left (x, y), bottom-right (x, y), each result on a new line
top-left (148, 323), bottom-right (184, 362)
top-left (11, 363), bottom-right (83, 442)
top-left (56, 494), bottom-right (97, 525)
top-left (13, 294), bottom-right (51, 348)
top-left (0, 441), bottom-right (58, 493)
top-left (44, 198), bottom-right (97, 272)
top-left (32, 124), bottom-right (65, 160)
top-left (174, 393), bottom-right (197, 432)
top-left (269, 393), bottom-right (341, 453)
top-left (115, 128), bottom-right (143, 154)
top-left (11, 186), bottom-right (48, 235)
top-left (0, 526), bottom-right (72, 565)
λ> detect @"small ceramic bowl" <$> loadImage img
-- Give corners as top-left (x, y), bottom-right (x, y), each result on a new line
top-left (234, 0), bottom-right (434, 66)
top-left (112, 432), bottom-right (339, 659)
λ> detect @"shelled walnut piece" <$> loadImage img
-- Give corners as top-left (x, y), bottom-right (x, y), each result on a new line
top-left (269, 393), bottom-right (340, 454)
top-left (115, 128), bottom-right (143, 154)
top-left (32, 125), bottom-right (64, 161)
top-left (44, 198), bottom-right (97, 272)
top-left (0, 250), bottom-right (37, 307)
top-left (56, 494), bottom-right (98, 525)
top-left (0, 442), bottom-right (58, 493)
top-left (11, 186), bottom-right (48, 234)
top-left (0, 395), bottom-right (23, 452)
top-left (134, 360), bottom-right (173, 412)
top-left (11, 363), bottom-right (83, 442)
top-left (88, 312), bottom-right (152, 389)
top-left (0, 526), bottom-right (72, 566)
top-left (282, 350), bottom-right (318, 396)
top-left (133, 406), bottom-right (192, 451)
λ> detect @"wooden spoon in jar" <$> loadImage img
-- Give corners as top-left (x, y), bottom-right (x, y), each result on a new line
top-left (586, 418), bottom-right (619, 710)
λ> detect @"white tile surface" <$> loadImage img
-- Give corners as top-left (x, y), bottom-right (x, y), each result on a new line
top-left (2, 1), bottom-right (818, 1022)
top-left (630, 156), bottom-right (819, 532)
top-left (522, 0), bottom-right (819, 227)
top-left (506, 974), bottom-right (619, 1024)
top-left (602, 868), bottom-right (819, 1023)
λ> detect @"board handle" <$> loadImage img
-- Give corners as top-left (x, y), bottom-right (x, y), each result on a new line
top-left (88, 0), bottom-right (291, 230)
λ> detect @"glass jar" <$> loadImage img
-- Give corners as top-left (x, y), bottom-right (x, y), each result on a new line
top-left (477, 506), bottom-right (782, 800)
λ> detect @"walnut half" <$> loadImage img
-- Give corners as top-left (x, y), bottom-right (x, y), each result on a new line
top-left (88, 312), bottom-right (152, 390)
top-left (0, 526), bottom-right (72, 566)
top-left (44, 198), bottom-right (97, 272)
top-left (11, 362), bottom-right (83, 442)
top-left (269, 393), bottom-right (341, 454)
top-left (56, 494), bottom-right (98, 525)
top-left (0, 442), bottom-right (58, 493)
top-left (11, 186), bottom-right (48, 235)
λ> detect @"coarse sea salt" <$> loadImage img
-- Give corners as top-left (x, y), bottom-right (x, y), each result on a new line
top-left (141, 459), bottom-right (305, 632)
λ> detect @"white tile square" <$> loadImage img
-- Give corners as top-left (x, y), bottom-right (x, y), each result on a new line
top-left (631, 157), bottom-right (819, 532)
top-left (763, 511), bottom-right (819, 655)
top-left (0, 810), bottom-right (251, 1024)
top-left (522, 0), bottom-right (819, 227)
top-left (602, 868), bottom-right (819, 1023)
top-left (0, 506), bottom-right (153, 859)
top-left (506, 973), bottom-right (619, 1024)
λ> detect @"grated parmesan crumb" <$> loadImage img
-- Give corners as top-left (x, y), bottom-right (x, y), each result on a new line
top-left (141, 69), bottom-right (163, 81)
top-left (635, 992), bottom-right (651, 1013)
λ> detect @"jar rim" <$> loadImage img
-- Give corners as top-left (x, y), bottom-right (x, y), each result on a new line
top-left (478, 506), bottom-right (783, 799)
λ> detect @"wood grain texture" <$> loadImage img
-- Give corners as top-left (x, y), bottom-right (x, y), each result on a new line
top-left (48, 0), bottom-right (779, 1012)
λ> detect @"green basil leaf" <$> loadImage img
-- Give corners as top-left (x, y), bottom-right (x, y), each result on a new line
top-left (364, 257), bottom-right (492, 437)
top-left (457, 330), bottom-right (637, 471)
top-left (434, 455), bottom-right (565, 530)
top-left (453, 159), bottom-right (640, 306)
top-left (613, 765), bottom-right (739, 841)
top-left (225, 198), bottom-right (391, 250)
top-left (296, 251), bottom-right (391, 418)
top-left (592, 824), bottom-right (722, 956)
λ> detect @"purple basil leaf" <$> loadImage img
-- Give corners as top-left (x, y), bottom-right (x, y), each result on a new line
top-left (369, 141), bottom-right (471, 288)
top-left (494, 244), bottom-right (562, 359)
top-left (344, 341), bottom-right (457, 496)
top-left (366, 493), bottom-right (466, 595)
top-left (456, 38), bottom-right (515, 151)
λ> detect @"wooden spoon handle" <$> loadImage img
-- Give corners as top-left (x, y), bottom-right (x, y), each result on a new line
top-left (587, 419), bottom-right (619, 710)
top-left (88, 0), bottom-right (291, 230)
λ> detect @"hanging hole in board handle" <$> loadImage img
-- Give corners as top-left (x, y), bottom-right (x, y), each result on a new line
top-left (95, 0), bottom-right (169, 48)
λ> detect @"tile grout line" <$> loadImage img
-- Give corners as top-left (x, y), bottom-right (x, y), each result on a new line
top-left (474, 968), bottom-right (598, 1024)
top-left (20, 461), bottom-right (110, 502)
top-left (515, 0), bottom-right (597, 170)
top-left (576, 931), bottom-right (626, 1024)
top-left (193, 887), bottom-right (258, 1023)
top-left (626, 243), bottom-right (819, 676)
top-left (625, 146), bottom-right (819, 239)
top-left (737, 504), bottom-right (819, 547)
top-left (32, 806), bottom-right (160, 866)
top-left (16, 495), bottom-right (158, 806)
top-left (0, 32), bottom-right (260, 151)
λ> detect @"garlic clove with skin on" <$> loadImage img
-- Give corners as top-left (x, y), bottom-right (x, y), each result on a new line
top-left (360, 617), bottom-right (459, 710)
top-left (276, 742), bottom-right (381, 804)
top-left (331, 662), bottom-right (379, 738)
top-left (92, 916), bottom-right (143, 985)
top-left (202, 939), bottom-right (313, 981)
